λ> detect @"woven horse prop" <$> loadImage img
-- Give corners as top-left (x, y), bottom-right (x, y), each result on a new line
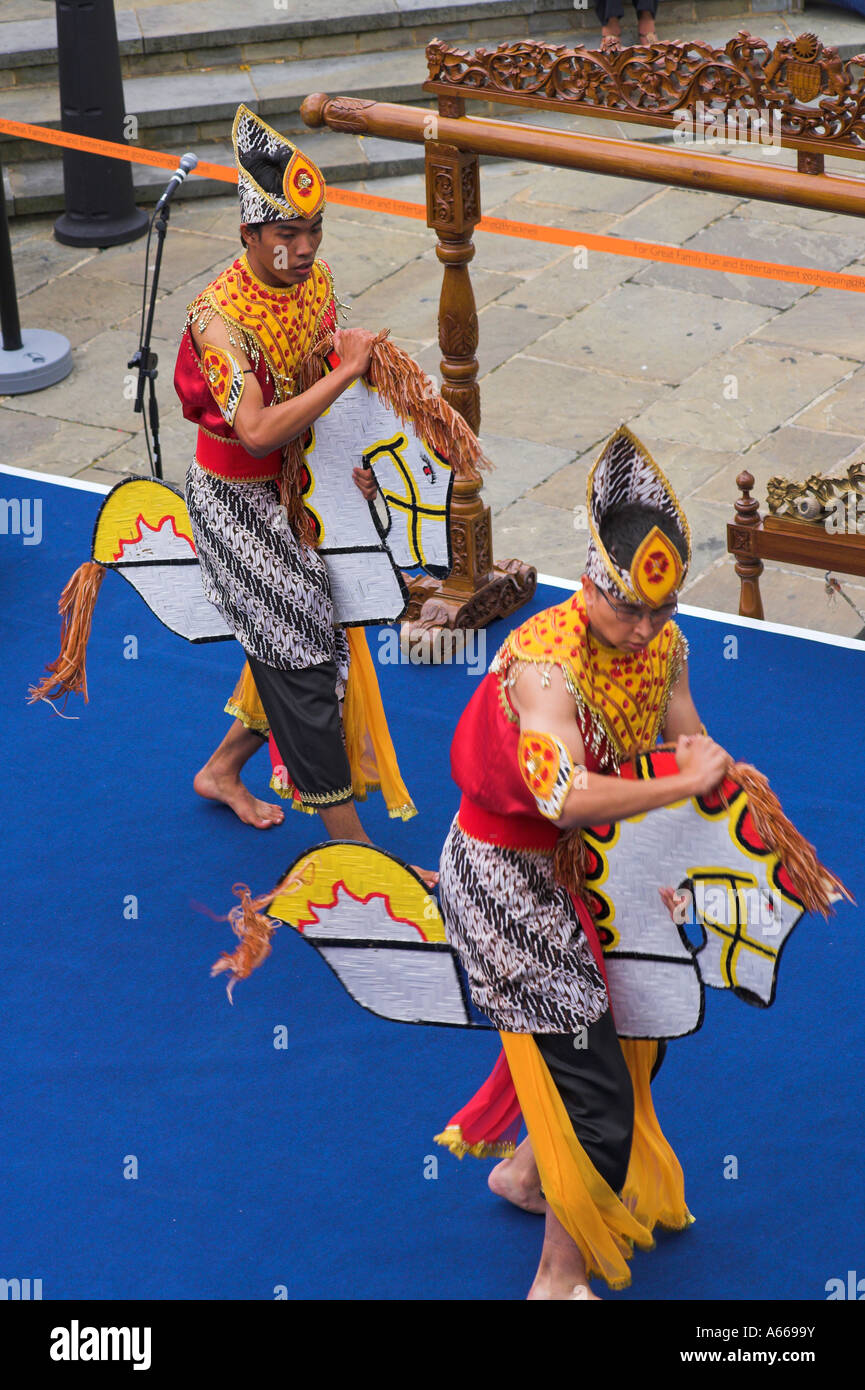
top-left (212, 749), bottom-right (851, 1029)
top-left (28, 338), bottom-right (483, 705)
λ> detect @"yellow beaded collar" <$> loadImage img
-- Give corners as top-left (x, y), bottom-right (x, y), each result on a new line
top-left (186, 256), bottom-right (335, 402)
top-left (492, 588), bottom-right (687, 766)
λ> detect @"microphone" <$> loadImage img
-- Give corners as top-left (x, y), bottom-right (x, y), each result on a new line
top-left (154, 153), bottom-right (198, 213)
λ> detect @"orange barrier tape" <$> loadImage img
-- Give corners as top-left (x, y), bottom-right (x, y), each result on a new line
top-left (2, 116), bottom-right (865, 294)
top-left (0, 117), bottom-right (236, 183)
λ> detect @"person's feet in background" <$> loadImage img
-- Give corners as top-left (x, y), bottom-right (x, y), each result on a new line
top-left (595, 1), bottom-right (660, 44)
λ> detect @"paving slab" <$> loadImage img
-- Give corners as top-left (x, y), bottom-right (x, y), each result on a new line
top-left (0, 409), bottom-right (135, 475)
top-left (612, 187), bottom-right (748, 244)
top-left (794, 364), bottom-right (865, 437)
top-left (412, 300), bottom-right (562, 380)
top-left (691, 424), bottom-right (863, 511)
top-left (493, 241), bottom-right (641, 316)
top-left (630, 341), bottom-right (855, 452)
top-left (633, 215), bottom-right (865, 310)
top-left (12, 274), bottom-right (144, 349)
top-left (512, 167), bottom-right (663, 216)
top-left (682, 557), bottom-right (865, 639)
top-left (473, 430), bottom-right (577, 512)
top-left (749, 284), bottom-right (865, 361)
top-left (75, 228), bottom-right (238, 295)
top-left (1, 327), bottom-right (179, 430)
top-left (4, 237), bottom-right (98, 298)
top-left (479, 353), bottom-right (671, 451)
top-left (342, 251), bottom-right (515, 339)
top-left (532, 438), bottom-right (738, 510)
top-left (492, 496), bottom-right (593, 583)
top-left (534, 282), bottom-right (775, 386)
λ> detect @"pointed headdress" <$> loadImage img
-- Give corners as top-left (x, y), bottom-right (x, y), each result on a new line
top-left (232, 104), bottom-right (326, 224)
top-left (585, 425), bottom-right (691, 608)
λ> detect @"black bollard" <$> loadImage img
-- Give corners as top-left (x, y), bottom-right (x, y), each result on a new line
top-left (53, 0), bottom-right (148, 247)
top-left (1, 158), bottom-right (72, 393)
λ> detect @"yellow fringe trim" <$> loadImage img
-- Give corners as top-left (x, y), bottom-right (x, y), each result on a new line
top-left (433, 1125), bottom-right (516, 1161)
top-left (225, 698), bottom-right (269, 735)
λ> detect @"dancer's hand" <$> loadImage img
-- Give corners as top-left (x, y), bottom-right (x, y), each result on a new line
top-left (658, 885), bottom-right (689, 922)
top-left (334, 327), bottom-right (375, 379)
top-left (353, 466), bottom-right (378, 500)
top-left (674, 733), bottom-right (729, 796)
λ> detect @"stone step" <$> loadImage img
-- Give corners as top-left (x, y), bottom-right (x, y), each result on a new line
top-left (5, 1), bottom-right (862, 217)
top-left (0, 0), bottom-right (807, 87)
top-left (1, 3), bottom-right (856, 166)
top-left (2, 133), bottom-right (429, 217)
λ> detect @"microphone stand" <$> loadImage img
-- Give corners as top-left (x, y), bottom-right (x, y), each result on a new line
top-left (128, 197), bottom-right (171, 479)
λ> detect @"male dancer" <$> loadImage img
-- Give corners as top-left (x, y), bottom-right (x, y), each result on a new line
top-left (436, 426), bottom-right (729, 1297)
top-left (175, 105), bottom-right (420, 855)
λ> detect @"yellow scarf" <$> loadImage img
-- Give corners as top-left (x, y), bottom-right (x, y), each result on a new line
top-left (186, 255), bottom-right (335, 401)
top-left (492, 588), bottom-right (687, 767)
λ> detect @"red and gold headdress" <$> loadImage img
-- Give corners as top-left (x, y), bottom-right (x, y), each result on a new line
top-left (585, 425), bottom-right (691, 607)
top-left (232, 104), bottom-right (326, 224)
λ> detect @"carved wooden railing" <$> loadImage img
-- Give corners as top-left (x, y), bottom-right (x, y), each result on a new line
top-left (303, 31), bottom-right (865, 631)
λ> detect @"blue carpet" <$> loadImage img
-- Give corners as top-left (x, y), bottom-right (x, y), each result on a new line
top-left (2, 467), bottom-right (862, 1301)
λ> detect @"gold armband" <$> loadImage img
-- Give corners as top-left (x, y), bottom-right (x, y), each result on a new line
top-left (518, 730), bottom-right (585, 821)
top-left (202, 344), bottom-right (245, 426)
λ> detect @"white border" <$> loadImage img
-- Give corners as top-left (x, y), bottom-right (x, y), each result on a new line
top-left (536, 572), bottom-right (865, 653)
top-left (2, 475), bottom-right (862, 653)
top-left (0, 463), bottom-right (111, 495)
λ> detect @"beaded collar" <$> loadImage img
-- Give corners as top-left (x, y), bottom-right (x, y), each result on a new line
top-left (185, 255), bottom-right (335, 402)
top-left (491, 588), bottom-right (687, 769)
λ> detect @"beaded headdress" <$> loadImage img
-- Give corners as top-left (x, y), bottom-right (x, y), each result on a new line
top-left (232, 104), bottom-right (326, 224)
top-left (585, 425), bottom-right (691, 608)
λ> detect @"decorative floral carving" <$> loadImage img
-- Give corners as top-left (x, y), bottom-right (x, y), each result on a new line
top-left (728, 525), bottom-right (755, 553)
top-left (425, 32), bottom-right (865, 152)
top-left (321, 97), bottom-right (377, 133)
top-left (429, 165), bottom-right (456, 226)
top-left (440, 310), bottom-right (478, 358)
top-left (441, 383), bottom-right (480, 432)
top-left (461, 162), bottom-right (480, 223)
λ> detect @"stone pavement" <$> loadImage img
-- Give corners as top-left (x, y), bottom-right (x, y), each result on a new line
top-left (4, 148), bottom-right (865, 638)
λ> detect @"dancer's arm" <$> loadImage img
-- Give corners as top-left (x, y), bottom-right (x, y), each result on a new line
top-left (191, 318), bottom-right (375, 457)
top-left (511, 665), bottom-right (728, 829)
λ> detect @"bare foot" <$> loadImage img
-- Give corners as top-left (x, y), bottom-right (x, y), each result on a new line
top-left (488, 1156), bottom-right (546, 1215)
top-left (412, 866), bottom-right (440, 890)
top-left (528, 1278), bottom-right (601, 1300)
top-left (602, 17), bottom-right (620, 42)
top-left (194, 764), bottom-right (285, 830)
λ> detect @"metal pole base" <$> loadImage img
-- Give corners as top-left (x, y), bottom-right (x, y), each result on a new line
top-left (54, 205), bottom-right (149, 248)
top-left (0, 328), bottom-right (72, 393)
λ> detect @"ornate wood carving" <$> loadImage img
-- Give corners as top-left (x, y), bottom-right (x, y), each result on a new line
top-left (302, 95), bottom-right (376, 132)
top-left (425, 32), bottom-right (865, 159)
top-left (728, 471), bottom-right (764, 620)
top-left (401, 136), bottom-right (537, 640)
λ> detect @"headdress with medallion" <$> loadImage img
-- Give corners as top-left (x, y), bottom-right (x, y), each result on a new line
top-left (232, 104), bottom-right (326, 224)
top-left (585, 425), bottom-right (691, 609)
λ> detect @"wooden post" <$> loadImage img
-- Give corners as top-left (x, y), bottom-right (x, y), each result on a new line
top-left (728, 471), bottom-right (765, 620)
top-left (397, 131), bottom-right (537, 633)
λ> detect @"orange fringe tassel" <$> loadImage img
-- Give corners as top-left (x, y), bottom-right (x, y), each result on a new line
top-left (281, 331), bottom-right (489, 536)
top-left (27, 560), bottom-right (106, 708)
top-left (366, 332), bottom-right (490, 477)
top-left (728, 761), bottom-right (853, 915)
top-left (210, 859), bottom-right (318, 1002)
